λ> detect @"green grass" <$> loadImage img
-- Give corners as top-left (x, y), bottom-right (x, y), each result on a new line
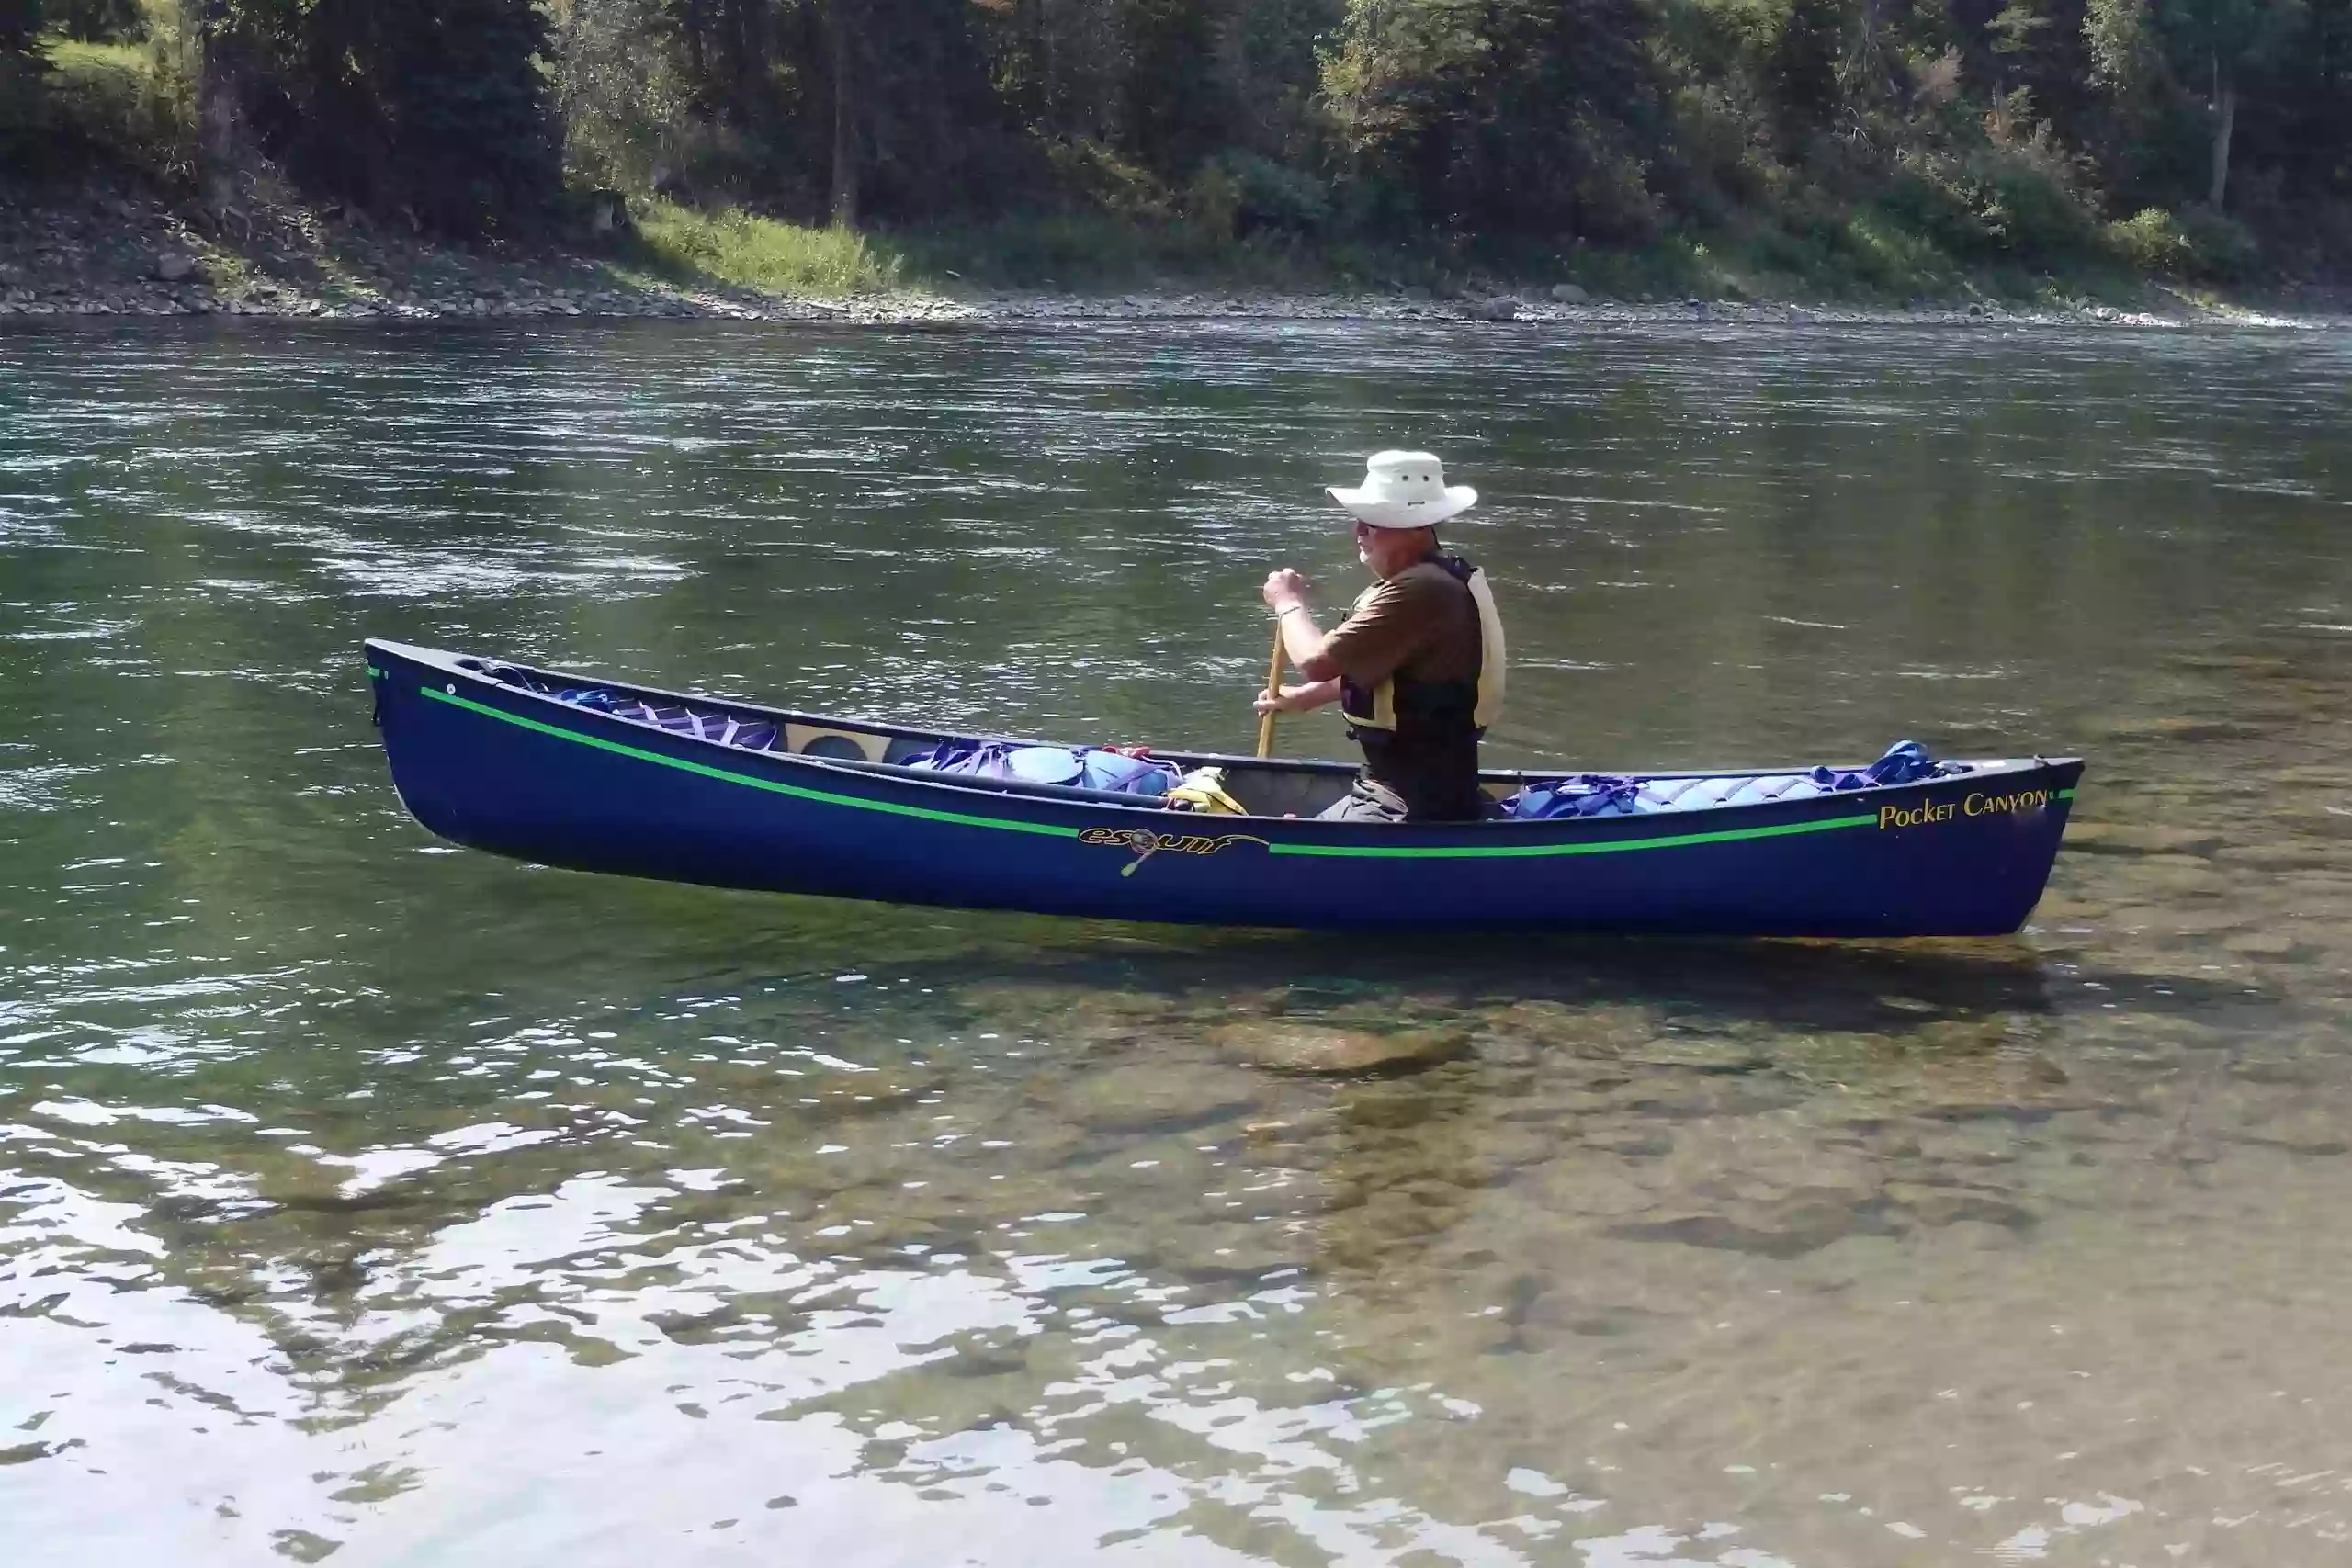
top-left (619, 194), bottom-right (2141, 306)
top-left (625, 198), bottom-right (1369, 297)
top-left (44, 36), bottom-right (147, 76)
top-left (40, 35), bottom-right (153, 131)
top-left (14, 31), bottom-right (191, 178)
top-left (629, 200), bottom-right (905, 297)
top-left (889, 212), bottom-right (1351, 292)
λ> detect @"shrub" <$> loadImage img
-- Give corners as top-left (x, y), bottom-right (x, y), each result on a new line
top-left (2104, 207), bottom-right (2193, 274)
top-left (1659, 82), bottom-right (1770, 209)
top-left (2172, 205), bottom-right (2258, 281)
top-left (1044, 139), bottom-right (1171, 221)
top-left (2100, 205), bottom-right (2259, 282)
top-left (1880, 162), bottom-right (1997, 255)
top-left (1184, 161), bottom-right (1240, 239)
top-left (1839, 207), bottom-right (1958, 292)
top-left (1878, 136), bottom-right (2098, 268)
top-left (1216, 151), bottom-right (1330, 235)
top-left (1970, 140), bottom-right (2098, 263)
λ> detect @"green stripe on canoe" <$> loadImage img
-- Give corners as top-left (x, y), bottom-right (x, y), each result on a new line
top-left (413, 682), bottom-right (2074, 861)
top-left (1269, 811), bottom-right (1878, 859)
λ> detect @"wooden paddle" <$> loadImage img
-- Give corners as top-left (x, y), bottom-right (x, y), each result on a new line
top-left (1255, 619), bottom-right (1285, 759)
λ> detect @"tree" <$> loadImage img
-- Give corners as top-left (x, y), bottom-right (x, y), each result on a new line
top-left (153, 0), bottom-right (246, 207)
top-left (1978, 0), bottom-right (2100, 141)
top-left (1120, 0), bottom-right (1236, 178)
top-left (188, 0), bottom-right (563, 231)
top-left (824, 0), bottom-right (856, 221)
top-left (1229, 0), bottom-right (1340, 160)
top-left (823, 0), bottom-right (1029, 223)
top-left (2088, 0), bottom-right (2303, 207)
top-left (1324, 0), bottom-right (1663, 238)
top-left (1766, 0), bottom-right (1848, 144)
top-left (2158, 0), bottom-right (2303, 207)
top-left (54, 0), bottom-right (145, 37)
top-left (2259, 0), bottom-right (2350, 204)
top-left (1, 0), bottom-right (42, 59)
top-left (389, 0), bottom-right (565, 228)
top-left (0, 0), bottom-right (40, 162)
top-left (551, 0), bottom-right (694, 190)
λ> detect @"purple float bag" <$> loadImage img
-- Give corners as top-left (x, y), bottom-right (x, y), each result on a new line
top-left (905, 741), bottom-right (1175, 798)
top-left (556, 687), bottom-right (779, 751)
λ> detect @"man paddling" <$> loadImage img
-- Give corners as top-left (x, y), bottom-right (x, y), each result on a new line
top-left (1256, 451), bottom-right (1507, 822)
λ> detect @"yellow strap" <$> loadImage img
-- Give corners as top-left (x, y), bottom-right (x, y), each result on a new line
top-left (1466, 567), bottom-right (1507, 728)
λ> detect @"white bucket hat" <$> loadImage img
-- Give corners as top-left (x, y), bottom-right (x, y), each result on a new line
top-left (1327, 450), bottom-right (1478, 530)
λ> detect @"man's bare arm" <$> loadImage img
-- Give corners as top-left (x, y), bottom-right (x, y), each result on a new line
top-left (1255, 677), bottom-right (1341, 716)
top-left (1261, 570), bottom-right (1343, 682)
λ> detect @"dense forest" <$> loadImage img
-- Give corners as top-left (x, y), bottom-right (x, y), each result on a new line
top-left (5, 0), bottom-right (2349, 288)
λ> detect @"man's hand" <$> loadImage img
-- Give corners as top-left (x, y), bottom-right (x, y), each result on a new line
top-left (1254, 681), bottom-right (1337, 717)
top-left (1261, 569), bottom-right (1309, 613)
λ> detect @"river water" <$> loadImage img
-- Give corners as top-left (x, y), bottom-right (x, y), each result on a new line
top-left (4, 319), bottom-right (2351, 1566)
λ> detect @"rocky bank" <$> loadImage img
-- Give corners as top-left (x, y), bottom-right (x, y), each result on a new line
top-left (5, 177), bottom-right (2345, 331)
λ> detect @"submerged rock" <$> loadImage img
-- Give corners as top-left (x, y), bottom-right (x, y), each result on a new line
top-left (1061, 1059), bottom-right (1262, 1133)
top-left (1610, 1197), bottom-right (1880, 1258)
top-left (1476, 1000), bottom-right (1666, 1059)
top-left (1211, 1021), bottom-right (1471, 1076)
top-left (2065, 822), bottom-right (2222, 857)
top-left (1883, 1180), bottom-right (2035, 1230)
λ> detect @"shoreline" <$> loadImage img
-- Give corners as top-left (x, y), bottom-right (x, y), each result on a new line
top-left (8, 281), bottom-right (2345, 333)
top-left (5, 183), bottom-right (2346, 333)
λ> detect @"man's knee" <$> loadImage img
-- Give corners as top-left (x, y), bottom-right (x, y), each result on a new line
top-left (1318, 778), bottom-right (1408, 822)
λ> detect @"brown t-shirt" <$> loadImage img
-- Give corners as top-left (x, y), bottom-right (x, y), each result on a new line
top-left (1322, 560), bottom-right (1482, 694)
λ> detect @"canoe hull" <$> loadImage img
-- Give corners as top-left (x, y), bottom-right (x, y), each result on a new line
top-left (368, 640), bottom-right (2080, 937)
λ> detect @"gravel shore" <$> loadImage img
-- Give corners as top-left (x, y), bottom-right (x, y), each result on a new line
top-left (5, 180), bottom-right (2342, 332)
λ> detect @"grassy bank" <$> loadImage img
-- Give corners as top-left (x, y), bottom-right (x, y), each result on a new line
top-left (628, 201), bottom-right (901, 296)
top-left (626, 202), bottom-right (1375, 299)
top-left (620, 197), bottom-right (2200, 311)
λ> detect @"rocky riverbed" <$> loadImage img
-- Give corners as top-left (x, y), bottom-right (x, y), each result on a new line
top-left (6, 177), bottom-right (2345, 331)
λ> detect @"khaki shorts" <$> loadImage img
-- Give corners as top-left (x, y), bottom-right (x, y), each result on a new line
top-left (1317, 777), bottom-right (1409, 823)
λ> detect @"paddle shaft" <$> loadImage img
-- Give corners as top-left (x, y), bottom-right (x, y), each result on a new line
top-left (1255, 619), bottom-right (1285, 759)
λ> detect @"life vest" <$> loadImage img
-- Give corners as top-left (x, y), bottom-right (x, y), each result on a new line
top-left (1336, 552), bottom-right (1507, 822)
top-left (1338, 552), bottom-right (1508, 741)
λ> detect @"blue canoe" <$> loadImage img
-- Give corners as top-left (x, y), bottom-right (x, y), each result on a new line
top-left (366, 639), bottom-right (2083, 937)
